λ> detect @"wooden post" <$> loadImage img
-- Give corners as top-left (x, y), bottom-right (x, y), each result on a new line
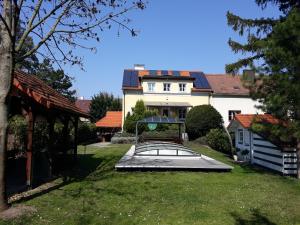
top-left (25, 107), bottom-right (34, 187)
top-left (62, 116), bottom-right (70, 162)
top-left (73, 117), bottom-right (78, 162)
top-left (47, 116), bottom-right (55, 177)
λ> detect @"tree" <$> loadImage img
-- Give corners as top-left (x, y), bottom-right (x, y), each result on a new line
top-left (185, 105), bottom-right (223, 140)
top-left (90, 92), bottom-right (122, 122)
top-left (227, 1), bottom-right (300, 177)
top-left (35, 59), bottom-right (76, 102)
top-left (0, 0), bottom-right (145, 210)
top-left (123, 100), bottom-right (157, 134)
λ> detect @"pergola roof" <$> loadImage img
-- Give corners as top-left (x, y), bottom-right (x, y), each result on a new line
top-left (13, 71), bottom-right (89, 117)
top-left (137, 116), bottom-right (184, 124)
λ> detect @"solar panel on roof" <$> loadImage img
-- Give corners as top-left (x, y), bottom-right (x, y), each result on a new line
top-left (130, 70), bottom-right (139, 87)
top-left (161, 70), bottom-right (168, 76)
top-left (190, 72), bottom-right (211, 89)
top-left (122, 70), bottom-right (131, 86)
top-left (173, 71), bottom-right (180, 76)
top-left (149, 70), bottom-right (157, 76)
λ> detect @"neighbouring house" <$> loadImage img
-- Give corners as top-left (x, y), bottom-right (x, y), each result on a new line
top-left (75, 97), bottom-right (91, 122)
top-left (95, 111), bottom-right (122, 142)
top-left (122, 65), bottom-right (260, 127)
top-left (228, 114), bottom-right (297, 175)
top-left (206, 74), bottom-right (261, 126)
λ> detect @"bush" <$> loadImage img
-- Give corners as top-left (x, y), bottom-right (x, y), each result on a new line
top-left (77, 122), bottom-right (97, 144)
top-left (194, 136), bottom-right (208, 145)
top-left (123, 100), bottom-right (157, 134)
top-left (206, 129), bottom-right (231, 154)
top-left (7, 115), bottom-right (27, 153)
top-left (185, 105), bottom-right (223, 140)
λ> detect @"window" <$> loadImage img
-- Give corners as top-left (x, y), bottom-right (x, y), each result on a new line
top-left (148, 82), bottom-right (155, 92)
top-left (228, 110), bottom-right (241, 121)
top-left (179, 83), bottom-right (186, 92)
top-left (238, 129), bottom-right (244, 144)
top-left (162, 109), bottom-right (169, 117)
top-left (163, 83), bottom-right (171, 92)
top-left (178, 108), bottom-right (187, 120)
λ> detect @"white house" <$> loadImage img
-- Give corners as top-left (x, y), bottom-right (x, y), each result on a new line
top-left (228, 114), bottom-right (297, 175)
top-left (122, 65), bottom-right (261, 127)
top-left (206, 74), bottom-right (261, 126)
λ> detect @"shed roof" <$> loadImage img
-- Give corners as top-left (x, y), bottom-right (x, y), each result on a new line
top-left (95, 111), bottom-right (122, 128)
top-left (232, 114), bottom-right (282, 128)
top-left (13, 71), bottom-right (89, 117)
top-left (205, 74), bottom-right (250, 96)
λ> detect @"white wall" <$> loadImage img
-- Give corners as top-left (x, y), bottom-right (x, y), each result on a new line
top-left (211, 95), bottom-right (261, 126)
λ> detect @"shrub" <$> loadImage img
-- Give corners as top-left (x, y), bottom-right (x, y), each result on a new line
top-left (206, 129), bottom-right (231, 154)
top-left (7, 115), bottom-right (27, 152)
top-left (77, 122), bottom-right (97, 144)
top-left (194, 136), bottom-right (208, 145)
top-left (185, 105), bottom-right (223, 140)
top-left (123, 100), bottom-right (157, 134)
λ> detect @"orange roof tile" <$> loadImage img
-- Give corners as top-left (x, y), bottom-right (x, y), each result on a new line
top-left (13, 71), bottom-right (89, 117)
top-left (234, 114), bottom-right (282, 128)
top-left (95, 111), bottom-right (122, 128)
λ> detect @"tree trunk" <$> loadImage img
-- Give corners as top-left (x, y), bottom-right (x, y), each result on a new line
top-left (297, 140), bottom-right (300, 179)
top-left (0, 1), bottom-right (13, 211)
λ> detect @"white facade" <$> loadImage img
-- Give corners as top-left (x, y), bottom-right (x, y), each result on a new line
top-left (210, 95), bottom-right (261, 126)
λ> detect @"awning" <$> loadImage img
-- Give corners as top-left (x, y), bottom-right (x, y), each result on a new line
top-left (145, 101), bottom-right (192, 107)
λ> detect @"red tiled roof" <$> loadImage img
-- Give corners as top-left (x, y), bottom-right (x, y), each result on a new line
top-left (205, 74), bottom-right (250, 95)
top-left (75, 99), bottom-right (91, 114)
top-left (13, 71), bottom-right (89, 117)
top-left (234, 114), bottom-right (281, 128)
top-left (95, 111), bottom-right (122, 128)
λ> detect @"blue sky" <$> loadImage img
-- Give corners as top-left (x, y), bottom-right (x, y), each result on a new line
top-left (63, 0), bottom-right (281, 98)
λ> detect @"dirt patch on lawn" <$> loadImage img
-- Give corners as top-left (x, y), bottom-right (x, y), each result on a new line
top-left (0, 205), bottom-right (37, 220)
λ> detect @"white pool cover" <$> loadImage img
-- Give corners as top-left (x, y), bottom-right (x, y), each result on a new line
top-left (115, 142), bottom-right (233, 171)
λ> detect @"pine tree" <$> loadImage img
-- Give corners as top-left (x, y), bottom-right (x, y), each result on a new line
top-left (227, 1), bottom-right (300, 177)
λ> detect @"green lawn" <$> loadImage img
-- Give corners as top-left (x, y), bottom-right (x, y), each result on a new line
top-left (3, 143), bottom-right (300, 225)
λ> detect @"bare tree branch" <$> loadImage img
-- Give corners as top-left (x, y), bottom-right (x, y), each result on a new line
top-left (16, 0), bottom-right (70, 52)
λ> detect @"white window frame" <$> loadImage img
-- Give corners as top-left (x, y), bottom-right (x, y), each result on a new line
top-left (179, 83), bottom-right (186, 92)
top-left (148, 82), bottom-right (155, 92)
top-left (163, 83), bottom-right (171, 92)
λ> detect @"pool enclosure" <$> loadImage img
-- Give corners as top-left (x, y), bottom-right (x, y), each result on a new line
top-left (115, 116), bottom-right (232, 171)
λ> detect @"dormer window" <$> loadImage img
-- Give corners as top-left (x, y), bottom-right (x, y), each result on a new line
top-left (163, 83), bottom-right (171, 92)
top-left (148, 82), bottom-right (155, 92)
top-left (179, 83), bottom-right (186, 92)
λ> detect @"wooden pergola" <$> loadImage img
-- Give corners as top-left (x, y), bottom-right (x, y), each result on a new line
top-left (10, 71), bottom-right (89, 187)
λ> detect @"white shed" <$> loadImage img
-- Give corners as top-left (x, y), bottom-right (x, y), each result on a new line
top-left (228, 114), bottom-right (297, 175)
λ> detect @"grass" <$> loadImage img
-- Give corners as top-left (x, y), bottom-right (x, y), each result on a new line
top-left (2, 143), bottom-right (300, 225)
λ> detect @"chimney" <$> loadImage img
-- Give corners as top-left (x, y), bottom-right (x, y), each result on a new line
top-left (134, 64), bottom-right (145, 70)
